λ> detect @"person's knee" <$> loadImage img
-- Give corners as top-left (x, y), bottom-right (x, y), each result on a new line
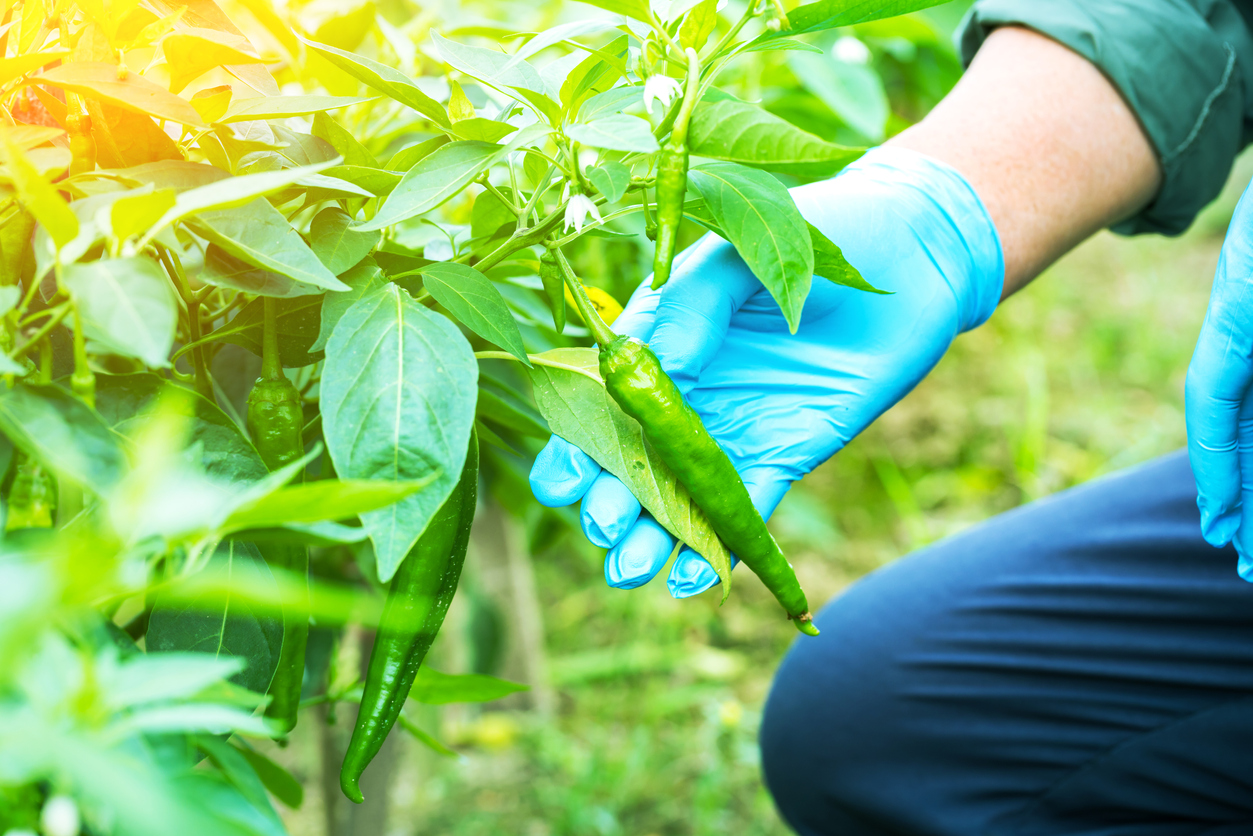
top-left (760, 571), bottom-right (920, 835)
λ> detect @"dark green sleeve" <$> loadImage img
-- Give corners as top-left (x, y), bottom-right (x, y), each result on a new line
top-left (957, 0), bottom-right (1253, 235)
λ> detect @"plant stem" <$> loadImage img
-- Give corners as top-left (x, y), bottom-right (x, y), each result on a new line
top-left (159, 245), bottom-right (214, 398)
top-left (670, 49), bottom-right (703, 150)
top-left (12, 304), bottom-right (69, 360)
top-left (707, 1), bottom-right (758, 60)
top-left (553, 247), bottom-right (616, 348)
top-left (69, 300), bottom-right (95, 408)
top-left (261, 296), bottom-right (282, 381)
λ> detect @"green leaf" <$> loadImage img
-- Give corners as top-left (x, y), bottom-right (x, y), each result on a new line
top-left (429, 31), bottom-right (544, 94)
top-left (221, 477), bottom-right (437, 533)
top-left (321, 165), bottom-right (401, 196)
top-left (386, 135), bottom-right (450, 172)
top-left (320, 284), bottom-right (478, 582)
top-left (787, 51), bottom-right (888, 142)
top-left (63, 256), bottom-right (178, 367)
top-left (188, 198), bottom-right (350, 293)
top-left (201, 244), bottom-right (325, 298)
top-left (309, 207), bottom-right (378, 275)
top-left (109, 187), bottom-right (176, 242)
top-left (577, 85), bottom-right (642, 121)
top-left (94, 372), bottom-right (269, 485)
top-left (688, 162), bottom-right (813, 332)
top-left (560, 35), bottom-right (628, 116)
top-left (220, 95), bottom-right (375, 122)
top-left (220, 295), bottom-right (324, 368)
top-left (566, 114), bottom-right (658, 154)
top-left (309, 258), bottom-right (385, 353)
top-left (587, 161), bottom-right (631, 202)
top-left (419, 262), bottom-right (530, 364)
top-left (470, 188), bottom-right (515, 240)
top-left (449, 117), bottom-right (517, 143)
top-left (230, 519), bottom-right (370, 547)
top-left (477, 385), bottom-right (548, 438)
top-left (570, 0), bottom-right (651, 23)
top-left (143, 161), bottom-right (340, 244)
top-left (408, 667), bottom-right (528, 704)
top-left (687, 99), bottom-right (864, 179)
top-left (311, 112), bottom-right (378, 168)
top-left (679, 0), bottom-right (719, 50)
top-left (147, 540), bottom-right (283, 696)
top-left (524, 348), bottom-right (733, 591)
top-left (808, 222), bottom-right (889, 294)
top-left (0, 383), bottom-right (125, 493)
top-left (232, 743), bottom-right (303, 810)
top-left (762, 0), bottom-right (950, 38)
top-left (359, 141), bottom-right (500, 231)
top-left (302, 37), bottom-right (450, 128)
top-left (35, 63), bottom-right (207, 127)
top-left (0, 126), bottom-right (77, 250)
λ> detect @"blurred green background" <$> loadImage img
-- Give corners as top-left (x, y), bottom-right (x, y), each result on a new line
top-left (266, 2), bottom-right (1243, 833)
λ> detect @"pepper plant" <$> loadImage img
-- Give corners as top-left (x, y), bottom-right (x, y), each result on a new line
top-left (0, 0), bottom-right (954, 831)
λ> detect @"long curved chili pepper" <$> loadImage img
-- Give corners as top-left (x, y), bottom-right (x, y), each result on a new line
top-left (340, 431), bottom-right (479, 803)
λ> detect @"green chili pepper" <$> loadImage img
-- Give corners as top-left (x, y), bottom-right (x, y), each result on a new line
top-left (66, 114), bottom-right (95, 177)
top-left (556, 249), bottom-right (817, 635)
top-left (650, 144), bottom-right (688, 290)
top-left (5, 452), bottom-right (55, 531)
top-left (650, 48), bottom-right (702, 290)
top-left (539, 249), bottom-right (565, 332)
top-left (340, 431), bottom-right (479, 803)
top-left (248, 298), bottom-right (310, 735)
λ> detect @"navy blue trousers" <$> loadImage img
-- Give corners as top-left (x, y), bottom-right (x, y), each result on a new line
top-left (761, 451), bottom-right (1253, 835)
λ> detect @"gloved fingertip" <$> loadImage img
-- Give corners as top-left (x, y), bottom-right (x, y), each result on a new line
top-left (580, 473), bottom-right (642, 549)
top-left (1199, 502), bottom-right (1240, 548)
top-left (605, 516), bottom-right (673, 589)
top-left (529, 436), bottom-right (600, 508)
top-left (667, 547), bottom-right (721, 599)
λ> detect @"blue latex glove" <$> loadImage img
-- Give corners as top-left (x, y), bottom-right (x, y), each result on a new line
top-left (1187, 180), bottom-right (1253, 578)
top-left (530, 146), bottom-right (1004, 597)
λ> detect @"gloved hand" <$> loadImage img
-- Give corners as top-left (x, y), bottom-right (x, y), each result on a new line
top-left (530, 146), bottom-right (1004, 597)
top-left (1187, 181), bottom-right (1253, 578)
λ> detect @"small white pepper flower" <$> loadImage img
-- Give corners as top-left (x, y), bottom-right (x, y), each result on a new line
top-left (833, 36), bottom-right (872, 65)
top-left (41, 796), bottom-right (80, 836)
top-left (563, 193), bottom-right (602, 234)
top-left (643, 74), bottom-right (683, 115)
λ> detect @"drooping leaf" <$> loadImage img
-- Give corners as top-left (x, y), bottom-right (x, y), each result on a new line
top-left (147, 540), bottom-right (283, 696)
top-left (687, 99), bottom-right (864, 179)
top-left (231, 743), bottom-right (303, 810)
top-left (88, 99), bottom-right (185, 168)
top-left (63, 256), bottom-right (179, 367)
top-left (566, 114), bottom-right (658, 154)
top-left (524, 348), bottom-right (732, 591)
top-left (301, 37), bottom-right (450, 127)
top-left (679, 0), bottom-right (719, 50)
top-left (309, 258), bottom-right (385, 353)
top-left (35, 63), bottom-right (207, 127)
top-left (309, 207), bottom-right (378, 275)
top-left (0, 383), bottom-right (126, 493)
top-left (0, 49), bottom-right (69, 87)
top-left (429, 31), bottom-right (544, 94)
top-left (94, 372), bottom-right (269, 485)
top-left (760, 0), bottom-right (950, 39)
top-left (0, 125), bottom-right (77, 250)
top-left (321, 284), bottom-right (477, 581)
top-left (587, 161), bottom-right (631, 203)
top-left (219, 295), bottom-right (324, 368)
top-left (408, 668), bottom-right (528, 704)
top-left (201, 244), bottom-right (325, 298)
top-left (187, 198), bottom-right (350, 293)
top-left (220, 95), bottom-right (375, 122)
top-left (419, 262), bottom-right (530, 364)
top-left (311, 112), bottom-right (377, 168)
top-left (808, 222), bottom-right (889, 294)
top-left (577, 86), bottom-right (642, 121)
top-left (687, 162), bottom-right (813, 332)
top-left (359, 141), bottom-right (501, 231)
top-left (163, 28), bottom-right (265, 93)
top-left (109, 188), bottom-right (177, 242)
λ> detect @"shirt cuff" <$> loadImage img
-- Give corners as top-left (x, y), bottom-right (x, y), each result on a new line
top-left (958, 0), bottom-right (1250, 236)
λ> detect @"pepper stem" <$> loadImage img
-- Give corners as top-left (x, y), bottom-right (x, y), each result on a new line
top-left (261, 297), bottom-right (282, 381)
top-left (668, 48), bottom-right (703, 151)
top-left (553, 247), bottom-right (616, 348)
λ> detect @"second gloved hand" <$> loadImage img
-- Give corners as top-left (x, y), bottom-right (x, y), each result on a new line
top-left (530, 146), bottom-right (1005, 597)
